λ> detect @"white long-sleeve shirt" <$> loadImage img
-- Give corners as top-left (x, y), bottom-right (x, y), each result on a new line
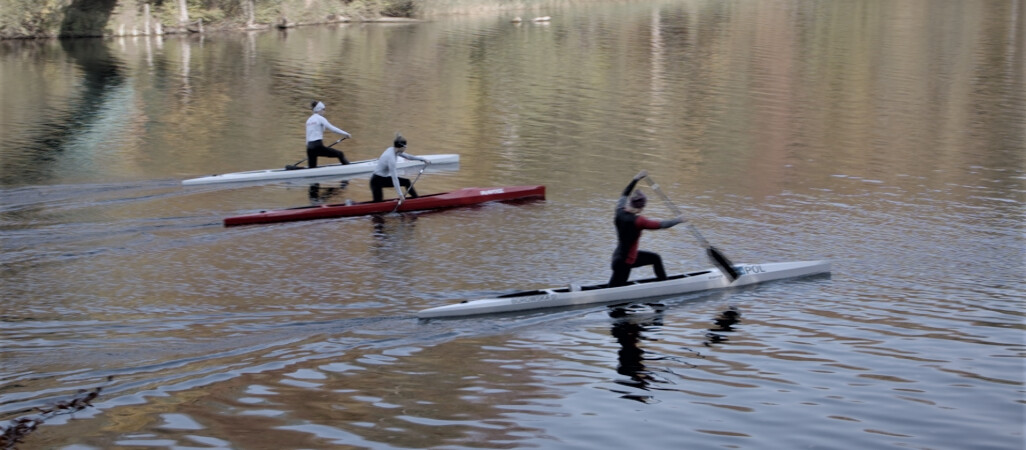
top-left (373, 146), bottom-right (428, 196)
top-left (305, 113), bottom-right (350, 143)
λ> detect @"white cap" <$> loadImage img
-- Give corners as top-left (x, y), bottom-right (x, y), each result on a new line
top-left (313, 101), bottom-right (325, 112)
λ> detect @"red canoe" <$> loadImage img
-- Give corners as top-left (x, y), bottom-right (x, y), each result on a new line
top-left (224, 185), bottom-right (546, 226)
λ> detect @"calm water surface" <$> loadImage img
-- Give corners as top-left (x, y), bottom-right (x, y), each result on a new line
top-left (1, 0), bottom-right (1024, 448)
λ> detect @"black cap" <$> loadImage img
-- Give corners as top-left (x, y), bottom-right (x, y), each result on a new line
top-left (630, 191), bottom-right (647, 209)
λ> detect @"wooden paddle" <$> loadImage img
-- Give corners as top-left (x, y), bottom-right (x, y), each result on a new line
top-left (286, 136), bottom-right (347, 170)
top-left (644, 176), bottom-right (740, 282)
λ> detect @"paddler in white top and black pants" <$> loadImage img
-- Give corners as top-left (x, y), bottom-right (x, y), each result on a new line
top-left (306, 101), bottom-right (352, 168)
top-left (370, 134), bottom-right (430, 202)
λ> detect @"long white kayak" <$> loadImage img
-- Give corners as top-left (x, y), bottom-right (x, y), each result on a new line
top-left (182, 154), bottom-right (460, 185)
top-left (417, 260), bottom-right (830, 318)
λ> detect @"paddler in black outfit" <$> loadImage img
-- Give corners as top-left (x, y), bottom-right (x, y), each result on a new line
top-left (609, 170), bottom-right (686, 287)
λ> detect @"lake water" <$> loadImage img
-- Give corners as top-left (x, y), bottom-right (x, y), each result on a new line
top-left (1, 0), bottom-right (1024, 448)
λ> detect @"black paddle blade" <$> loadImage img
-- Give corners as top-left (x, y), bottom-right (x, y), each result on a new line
top-left (707, 246), bottom-right (740, 282)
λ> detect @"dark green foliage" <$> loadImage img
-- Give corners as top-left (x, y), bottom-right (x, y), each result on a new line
top-left (60, 0), bottom-right (119, 37)
top-left (381, 0), bottom-right (416, 17)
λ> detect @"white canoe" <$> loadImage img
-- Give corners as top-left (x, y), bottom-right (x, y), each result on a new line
top-left (417, 260), bottom-right (830, 318)
top-left (182, 154), bottom-right (460, 185)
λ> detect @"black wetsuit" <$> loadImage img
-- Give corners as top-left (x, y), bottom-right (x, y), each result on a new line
top-left (609, 178), bottom-right (682, 287)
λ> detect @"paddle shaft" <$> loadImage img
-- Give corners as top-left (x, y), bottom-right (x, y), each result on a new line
top-left (405, 164), bottom-right (426, 194)
top-left (643, 176), bottom-right (740, 281)
top-left (643, 179), bottom-right (710, 247)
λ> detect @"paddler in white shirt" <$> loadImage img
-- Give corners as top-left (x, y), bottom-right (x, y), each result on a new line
top-left (370, 134), bottom-right (430, 202)
top-left (305, 101), bottom-right (352, 168)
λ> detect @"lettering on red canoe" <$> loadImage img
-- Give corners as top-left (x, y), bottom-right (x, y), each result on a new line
top-left (480, 188), bottom-right (505, 195)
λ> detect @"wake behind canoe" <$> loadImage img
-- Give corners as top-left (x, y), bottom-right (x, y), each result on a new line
top-left (224, 185), bottom-right (545, 226)
top-left (183, 154), bottom-right (459, 185)
top-left (417, 260), bottom-right (831, 318)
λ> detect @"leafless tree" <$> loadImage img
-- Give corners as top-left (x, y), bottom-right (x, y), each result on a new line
top-left (177, 0), bottom-right (189, 25)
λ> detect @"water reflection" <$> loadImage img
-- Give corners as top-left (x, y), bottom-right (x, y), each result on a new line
top-left (60, 39), bottom-right (125, 106)
top-left (307, 180), bottom-right (349, 204)
top-left (371, 213), bottom-right (418, 243)
top-left (608, 303), bottom-right (666, 402)
top-left (704, 306), bottom-right (741, 346)
top-left (2, 39), bottom-right (127, 185)
top-left (178, 35), bottom-right (193, 101)
top-left (608, 304), bottom-right (744, 403)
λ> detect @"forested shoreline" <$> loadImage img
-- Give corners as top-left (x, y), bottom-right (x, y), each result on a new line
top-left (0, 0), bottom-right (561, 39)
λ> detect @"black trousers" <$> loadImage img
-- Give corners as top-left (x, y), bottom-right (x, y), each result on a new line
top-left (370, 174), bottom-right (417, 202)
top-left (608, 250), bottom-right (666, 287)
top-left (306, 140), bottom-right (348, 168)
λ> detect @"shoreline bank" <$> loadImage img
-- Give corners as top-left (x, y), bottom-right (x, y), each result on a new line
top-left (0, 0), bottom-right (425, 40)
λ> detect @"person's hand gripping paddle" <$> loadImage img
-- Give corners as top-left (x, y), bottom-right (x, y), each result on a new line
top-left (644, 176), bottom-right (740, 282)
top-left (286, 136), bottom-right (347, 170)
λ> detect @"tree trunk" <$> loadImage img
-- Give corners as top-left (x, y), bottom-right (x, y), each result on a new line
top-left (245, 0), bottom-right (256, 27)
top-left (177, 0), bottom-right (189, 24)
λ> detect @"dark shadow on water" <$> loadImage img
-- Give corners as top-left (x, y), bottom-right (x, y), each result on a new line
top-left (2, 32), bottom-right (124, 185)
